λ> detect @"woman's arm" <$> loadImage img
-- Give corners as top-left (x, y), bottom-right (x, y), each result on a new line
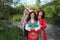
top-left (35, 21), bottom-right (41, 31)
top-left (25, 24), bottom-right (31, 31)
top-left (41, 19), bottom-right (47, 29)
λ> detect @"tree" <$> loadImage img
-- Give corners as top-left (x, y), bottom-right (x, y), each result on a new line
top-left (36, 0), bottom-right (41, 9)
top-left (13, 0), bottom-right (20, 7)
top-left (0, 0), bottom-right (21, 20)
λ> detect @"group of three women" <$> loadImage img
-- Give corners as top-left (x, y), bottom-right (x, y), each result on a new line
top-left (23, 8), bottom-right (47, 40)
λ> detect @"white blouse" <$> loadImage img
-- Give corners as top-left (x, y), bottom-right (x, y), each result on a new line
top-left (25, 20), bottom-right (40, 31)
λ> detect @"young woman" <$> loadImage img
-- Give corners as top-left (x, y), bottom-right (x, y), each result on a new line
top-left (25, 11), bottom-right (40, 40)
top-left (37, 10), bottom-right (47, 40)
top-left (21, 8), bottom-right (29, 40)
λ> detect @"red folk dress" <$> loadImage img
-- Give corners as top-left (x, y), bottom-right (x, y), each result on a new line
top-left (38, 18), bottom-right (47, 40)
top-left (25, 21), bottom-right (40, 40)
top-left (28, 30), bottom-right (38, 40)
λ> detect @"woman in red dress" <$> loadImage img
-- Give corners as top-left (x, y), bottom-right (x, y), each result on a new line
top-left (37, 10), bottom-right (47, 40)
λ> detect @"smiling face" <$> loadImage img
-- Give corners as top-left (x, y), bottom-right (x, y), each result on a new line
top-left (30, 13), bottom-right (35, 19)
top-left (37, 10), bottom-right (45, 19)
top-left (27, 11), bottom-right (38, 22)
top-left (39, 11), bottom-right (43, 17)
top-left (24, 9), bottom-right (29, 15)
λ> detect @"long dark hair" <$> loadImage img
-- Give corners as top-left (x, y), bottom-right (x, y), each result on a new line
top-left (26, 11), bottom-right (38, 22)
top-left (37, 10), bottom-right (45, 19)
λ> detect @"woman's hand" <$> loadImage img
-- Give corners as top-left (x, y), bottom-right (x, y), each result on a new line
top-left (39, 24), bottom-right (42, 27)
top-left (30, 28), bottom-right (35, 30)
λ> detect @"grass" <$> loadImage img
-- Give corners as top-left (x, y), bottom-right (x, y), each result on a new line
top-left (0, 21), bottom-right (23, 40)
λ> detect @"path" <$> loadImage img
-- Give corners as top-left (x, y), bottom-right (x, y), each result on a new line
top-left (8, 22), bottom-right (60, 40)
top-left (46, 24), bottom-right (60, 40)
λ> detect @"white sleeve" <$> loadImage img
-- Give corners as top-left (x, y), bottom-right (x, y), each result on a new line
top-left (35, 21), bottom-right (40, 31)
top-left (25, 24), bottom-right (31, 31)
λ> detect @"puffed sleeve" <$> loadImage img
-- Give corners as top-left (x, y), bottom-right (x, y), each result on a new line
top-left (35, 21), bottom-right (40, 31)
top-left (25, 24), bottom-right (31, 31)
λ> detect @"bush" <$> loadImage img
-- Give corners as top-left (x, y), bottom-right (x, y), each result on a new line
top-left (0, 21), bottom-right (23, 40)
top-left (11, 14), bottom-right (22, 21)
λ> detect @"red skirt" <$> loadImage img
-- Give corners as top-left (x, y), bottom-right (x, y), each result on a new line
top-left (28, 30), bottom-right (38, 40)
top-left (40, 28), bottom-right (47, 40)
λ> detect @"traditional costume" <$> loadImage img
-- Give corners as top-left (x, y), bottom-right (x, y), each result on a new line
top-left (38, 18), bottom-right (47, 40)
top-left (25, 20), bottom-right (40, 40)
top-left (22, 8), bottom-right (29, 39)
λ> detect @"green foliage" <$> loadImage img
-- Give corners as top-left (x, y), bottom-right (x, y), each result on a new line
top-left (36, 0), bottom-right (41, 8)
top-left (16, 4), bottom-right (25, 15)
top-left (0, 0), bottom-right (24, 21)
top-left (0, 0), bottom-right (60, 24)
top-left (40, 1), bottom-right (60, 24)
top-left (27, 4), bottom-right (39, 11)
top-left (0, 4), bottom-right (25, 21)
top-left (11, 14), bottom-right (22, 21)
top-left (0, 5), bottom-right (12, 20)
top-left (0, 21), bottom-right (23, 40)
top-left (10, 5), bottom-right (25, 21)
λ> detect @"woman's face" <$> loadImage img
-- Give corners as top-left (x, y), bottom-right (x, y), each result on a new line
top-left (30, 13), bottom-right (35, 18)
top-left (39, 11), bottom-right (43, 16)
top-left (24, 9), bottom-right (29, 15)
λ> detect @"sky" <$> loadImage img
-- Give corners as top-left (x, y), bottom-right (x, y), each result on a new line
top-left (20, 0), bottom-right (40, 5)
top-left (20, 0), bottom-right (53, 5)
top-left (11, 0), bottom-right (53, 7)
